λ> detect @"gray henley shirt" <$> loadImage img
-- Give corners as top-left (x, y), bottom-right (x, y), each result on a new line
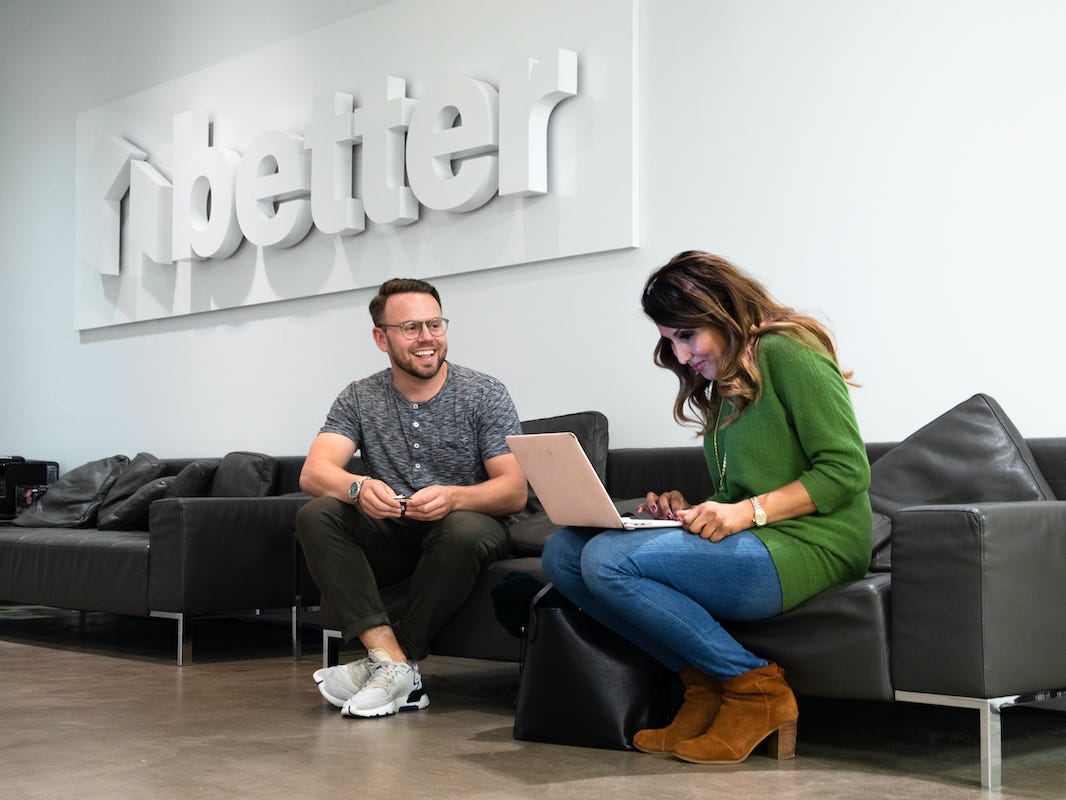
top-left (319, 362), bottom-right (522, 497)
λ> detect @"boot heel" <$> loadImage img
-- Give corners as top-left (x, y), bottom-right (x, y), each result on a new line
top-left (764, 720), bottom-right (798, 760)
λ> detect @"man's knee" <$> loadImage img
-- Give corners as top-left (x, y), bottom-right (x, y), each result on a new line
top-left (431, 511), bottom-right (509, 560)
top-left (295, 496), bottom-right (347, 549)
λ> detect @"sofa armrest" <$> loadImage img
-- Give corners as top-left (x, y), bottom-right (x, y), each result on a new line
top-left (146, 495), bottom-right (311, 613)
top-left (890, 500), bottom-right (1066, 697)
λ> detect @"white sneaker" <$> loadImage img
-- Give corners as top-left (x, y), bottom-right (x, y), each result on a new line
top-left (312, 648), bottom-right (387, 708)
top-left (341, 657), bottom-right (430, 718)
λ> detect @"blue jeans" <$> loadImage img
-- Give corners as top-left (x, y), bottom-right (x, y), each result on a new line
top-left (541, 527), bottom-right (783, 680)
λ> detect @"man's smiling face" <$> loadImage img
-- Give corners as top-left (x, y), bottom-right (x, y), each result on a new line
top-left (375, 291), bottom-right (448, 381)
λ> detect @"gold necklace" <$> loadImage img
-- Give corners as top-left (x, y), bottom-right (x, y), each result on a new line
top-left (712, 398), bottom-right (727, 490)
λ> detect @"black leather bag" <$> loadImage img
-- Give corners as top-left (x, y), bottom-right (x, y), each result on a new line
top-left (513, 585), bottom-right (679, 750)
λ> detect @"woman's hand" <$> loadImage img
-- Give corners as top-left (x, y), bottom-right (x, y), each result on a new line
top-left (676, 501), bottom-right (751, 542)
top-left (638, 490), bottom-right (691, 520)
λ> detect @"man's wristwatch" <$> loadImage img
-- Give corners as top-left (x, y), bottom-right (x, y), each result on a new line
top-left (750, 496), bottom-right (768, 527)
top-left (348, 477), bottom-right (371, 505)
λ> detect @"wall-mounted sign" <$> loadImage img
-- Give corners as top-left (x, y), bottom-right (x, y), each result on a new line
top-left (73, 0), bottom-right (637, 330)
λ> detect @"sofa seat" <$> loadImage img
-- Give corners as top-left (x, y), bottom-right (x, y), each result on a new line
top-left (724, 573), bottom-right (893, 701)
top-left (0, 527), bottom-right (150, 616)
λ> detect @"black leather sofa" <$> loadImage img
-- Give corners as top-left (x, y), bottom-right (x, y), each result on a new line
top-left (3, 399), bottom-right (1062, 786)
top-left (0, 454), bottom-right (309, 665)
top-left (318, 397), bottom-right (1066, 788)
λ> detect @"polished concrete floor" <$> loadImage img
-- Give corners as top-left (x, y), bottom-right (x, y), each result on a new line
top-left (2, 606), bottom-right (1066, 800)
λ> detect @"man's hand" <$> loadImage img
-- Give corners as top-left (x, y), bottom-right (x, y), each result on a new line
top-left (400, 485), bottom-right (456, 522)
top-left (356, 478), bottom-right (406, 520)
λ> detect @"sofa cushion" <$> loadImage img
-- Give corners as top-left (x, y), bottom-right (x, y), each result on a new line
top-left (0, 527), bottom-right (151, 616)
top-left (520, 411), bottom-right (609, 478)
top-left (518, 411), bottom-right (609, 516)
top-left (869, 394), bottom-right (1053, 516)
top-left (211, 451), bottom-right (278, 497)
top-left (12, 455), bottom-right (129, 528)
top-left (165, 459), bottom-right (220, 498)
top-left (724, 573), bottom-right (894, 701)
top-left (98, 476), bottom-right (175, 530)
top-left (509, 512), bottom-right (557, 557)
top-left (96, 452), bottom-right (167, 522)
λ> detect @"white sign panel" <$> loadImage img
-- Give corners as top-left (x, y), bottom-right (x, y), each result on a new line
top-left (73, 0), bottom-right (638, 330)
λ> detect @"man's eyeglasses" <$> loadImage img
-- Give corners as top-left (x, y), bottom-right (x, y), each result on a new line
top-left (377, 317), bottom-right (449, 339)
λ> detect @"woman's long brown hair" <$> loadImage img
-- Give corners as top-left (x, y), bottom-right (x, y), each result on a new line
top-left (641, 251), bottom-right (854, 435)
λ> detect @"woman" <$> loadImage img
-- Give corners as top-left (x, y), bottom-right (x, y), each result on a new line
top-left (541, 251), bottom-right (872, 764)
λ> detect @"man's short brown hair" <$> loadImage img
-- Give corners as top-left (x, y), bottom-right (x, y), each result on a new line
top-left (368, 278), bottom-right (442, 325)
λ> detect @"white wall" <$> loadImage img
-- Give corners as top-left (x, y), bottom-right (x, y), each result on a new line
top-left (2, 0), bottom-right (1065, 473)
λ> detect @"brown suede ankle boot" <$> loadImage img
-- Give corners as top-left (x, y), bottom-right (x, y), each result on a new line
top-left (672, 662), bottom-right (798, 765)
top-left (632, 667), bottom-right (722, 754)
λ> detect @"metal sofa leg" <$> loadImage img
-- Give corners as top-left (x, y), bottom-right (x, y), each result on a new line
top-left (291, 604), bottom-right (300, 660)
top-left (150, 611), bottom-right (192, 666)
top-left (292, 533), bottom-right (305, 661)
top-left (322, 628), bottom-right (342, 670)
top-left (978, 699), bottom-right (1003, 789)
top-left (895, 690), bottom-right (1021, 788)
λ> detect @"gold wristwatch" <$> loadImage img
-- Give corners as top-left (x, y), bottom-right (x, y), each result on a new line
top-left (750, 496), bottom-right (768, 527)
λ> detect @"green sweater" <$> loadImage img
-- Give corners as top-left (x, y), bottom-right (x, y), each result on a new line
top-left (705, 333), bottom-right (872, 611)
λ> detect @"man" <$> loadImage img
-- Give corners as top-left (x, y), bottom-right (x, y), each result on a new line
top-left (296, 277), bottom-right (527, 719)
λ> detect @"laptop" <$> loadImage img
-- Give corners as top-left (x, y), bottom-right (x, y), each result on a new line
top-left (506, 432), bottom-right (682, 530)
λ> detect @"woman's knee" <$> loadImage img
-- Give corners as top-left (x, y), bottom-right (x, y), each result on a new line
top-left (580, 532), bottom-right (637, 588)
top-left (541, 528), bottom-right (585, 583)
